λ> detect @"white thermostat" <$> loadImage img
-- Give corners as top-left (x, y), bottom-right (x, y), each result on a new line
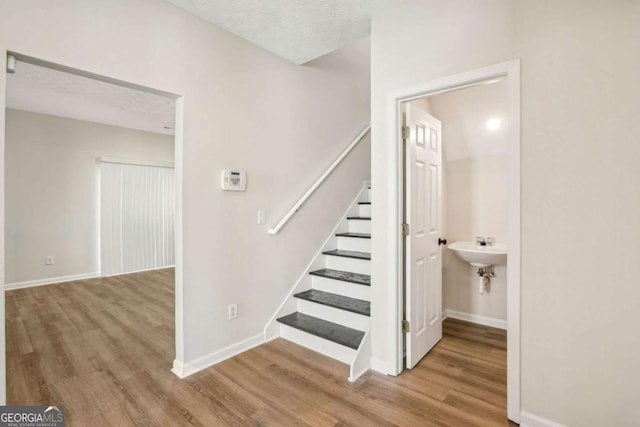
top-left (221, 169), bottom-right (246, 191)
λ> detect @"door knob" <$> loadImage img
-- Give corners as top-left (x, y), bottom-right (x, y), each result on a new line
top-left (438, 238), bottom-right (447, 246)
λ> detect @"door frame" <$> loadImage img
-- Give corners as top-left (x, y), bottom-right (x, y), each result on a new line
top-left (386, 59), bottom-right (521, 422)
top-left (1, 51), bottom-right (186, 403)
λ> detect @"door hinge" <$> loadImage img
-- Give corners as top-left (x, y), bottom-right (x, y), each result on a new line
top-left (402, 126), bottom-right (410, 139)
top-left (402, 319), bottom-right (410, 333)
top-left (402, 223), bottom-right (410, 236)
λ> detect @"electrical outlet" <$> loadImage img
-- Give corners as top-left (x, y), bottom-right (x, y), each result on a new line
top-left (46, 256), bottom-right (54, 265)
top-left (257, 209), bottom-right (266, 225)
top-left (228, 304), bottom-right (238, 320)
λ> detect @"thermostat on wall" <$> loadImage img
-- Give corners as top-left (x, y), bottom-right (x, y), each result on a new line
top-left (221, 169), bottom-right (246, 191)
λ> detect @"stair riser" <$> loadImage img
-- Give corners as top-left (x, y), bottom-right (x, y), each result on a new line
top-left (367, 188), bottom-right (372, 202)
top-left (296, 299), bottom-right (369, 331)
top-left (311, 276), bottom-right (371, 301)
top-left (337, 236), bottom-right (371, 252)
top-left (280, 324), bottom-right (356, 365)
top-left (325, 256), bottom-right (370, 275)
top-left (348, 220), bottom-right (371, 234)
top-left (358, 204), bottom-right (371, 217)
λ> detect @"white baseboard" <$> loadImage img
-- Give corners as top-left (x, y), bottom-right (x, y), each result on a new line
top-left (104, 265), bottom-right (175, 277)
top-left (520, 411), bottom-right (566, 427)
top-left (443, 309), bottom-right (507, 330)
top-left (5, 272), bottom-right (101, 291)
top-left (171, 333), bottom-right (264, 379)
top-left (171, 359), bottom-right (189, 378)
top-left (369, 356), bottom-right (388, 375)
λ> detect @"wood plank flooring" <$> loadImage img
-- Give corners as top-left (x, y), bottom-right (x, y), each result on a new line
top-left (6, 269), bottom-right (515, 426)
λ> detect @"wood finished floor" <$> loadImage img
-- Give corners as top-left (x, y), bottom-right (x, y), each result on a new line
top-left (7, 269), bottom-right (515, 426)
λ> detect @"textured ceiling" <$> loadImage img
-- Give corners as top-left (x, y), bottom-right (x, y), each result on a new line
top-left (163, 0), bottom-right (402, 64)
top-left (6, 61), bottom-right (176, 135)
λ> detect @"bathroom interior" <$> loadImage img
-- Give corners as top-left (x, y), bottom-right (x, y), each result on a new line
top-left (410, 77), bottom-right (509, 331)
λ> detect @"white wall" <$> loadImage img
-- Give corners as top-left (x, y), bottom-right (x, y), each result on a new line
top-left (444, 155), bottom-right (508, 322)
top-left (0, 0), bottom-right (371, 402)
top-left (4, 109), bottom-right (175, 285)
top-left (371, 0), bottom-right (640, 425)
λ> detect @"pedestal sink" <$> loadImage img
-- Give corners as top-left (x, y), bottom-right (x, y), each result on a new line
top-left (447, 241), bottom-right (508, 267)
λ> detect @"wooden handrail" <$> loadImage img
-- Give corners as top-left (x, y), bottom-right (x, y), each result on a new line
top-left (268, 124), bottom-right (371, 235)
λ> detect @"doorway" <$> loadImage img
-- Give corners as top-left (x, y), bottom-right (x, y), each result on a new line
top-left (390, 60), bottom-right (521, 422)
top-left (2, 52), bottom-right (186, 404)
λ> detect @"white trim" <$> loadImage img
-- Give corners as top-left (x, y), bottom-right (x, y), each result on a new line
top-left (443, 309), bottom-right (507, 330)
top-left (506, 60), bottom-right (522, 425)
top-left (171, 333), bottom-right (264, 378)
top-left (171, 359), bottom-right (188, 378)
top-left (280, 324), bottom-right (356, 365)
top-left (104, 265), bottom-right (175, 277)
top-left (173, 96), bottom-right (185, 368)
top-left (5, 272), bottom-right (100, 291)
top-left (520, 411), bottom-right (566, 427)
top-left (386, 59), bottom-right (521, 423)
top-left (369, 356), bottom-right (388, 374)
top-left (97, 156), bottom-right (175, 168)
top-left (348, 330), bottom-right (371, 382)
top-left (268, 125), bottom-right (371, 234)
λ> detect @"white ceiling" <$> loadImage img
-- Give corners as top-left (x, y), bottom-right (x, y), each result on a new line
top-left (425, 79), bottom-right (509, 162)
top-left (6, 61), bottom-right (176, 135)
top-left (163, 0), bottom-right (401, 64)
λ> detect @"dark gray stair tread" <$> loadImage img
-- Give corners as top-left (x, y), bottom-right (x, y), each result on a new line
top-left (294, 289), bottom-right (370, 316)
top-left (347, 216), bottom-right (371, 220)
top-left (322, 249), bottom-right (371, 260)
top-left (309, 268), bottom-right (370, 286)
top-left (335, 232), bottom-right (371, 239)
top-left (277, 312), bottom-right (364, 350)
top-left (358, 202), bottom-right (371, 205)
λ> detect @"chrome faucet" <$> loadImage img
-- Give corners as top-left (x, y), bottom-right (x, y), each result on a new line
top-left (475, 236), bottom-right (494, 246)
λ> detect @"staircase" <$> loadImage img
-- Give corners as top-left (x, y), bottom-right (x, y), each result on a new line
top-left (266, 184), bottom-right (372, 381)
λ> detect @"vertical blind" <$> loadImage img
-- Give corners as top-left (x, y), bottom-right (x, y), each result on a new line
top-left (100, 162), bottom-right (175, 276)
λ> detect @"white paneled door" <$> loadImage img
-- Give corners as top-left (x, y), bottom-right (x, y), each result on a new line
top-left (405, 105), bottom-right (443, 369)
top-left (100, 162), bottom-right (175, 276)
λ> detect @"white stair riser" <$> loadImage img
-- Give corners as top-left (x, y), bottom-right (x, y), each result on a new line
top-left (280, 324), bottom-right (356, 365)
top-left (312, 276), bottom-right (371, 301)
top-left (358, 204), bottom-right (371, 217)
top-left (349, 220), bottom-right (371, 234)
top-left (296, 299), bottom-right (369, 331)
top-left (367, 188), bottom-right (372, 202)
top-left (325, 256), bottom-right (370, 275)
top-left (337, 236), bottom-right (371, 252)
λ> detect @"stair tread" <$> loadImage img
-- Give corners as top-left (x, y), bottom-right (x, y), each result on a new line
top-left (347, 216), bottom-right (371, 220)
top-left (335, 232), bottom-right (371, 239)
top-left (358, 202), bottom-right (371, 205)
top-left (309, 268), bottom-right (370, 286)
top-left (294, 289), bottom-right (370, 316)
top-left (277, 312), bottom-right (364, 350)
top-left (323, 249), bottom-right (371, 260)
